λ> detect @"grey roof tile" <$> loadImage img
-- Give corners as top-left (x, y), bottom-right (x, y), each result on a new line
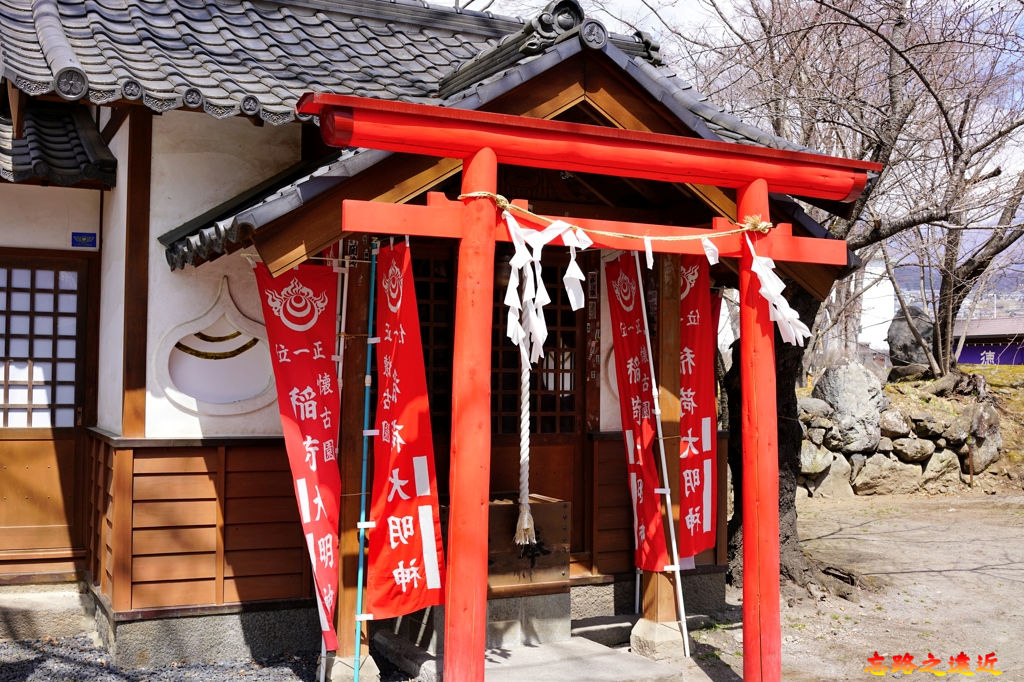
top-left (1, 0), bottom-right (513, 120)
top-left (1, 102), bottom-right (116, 186)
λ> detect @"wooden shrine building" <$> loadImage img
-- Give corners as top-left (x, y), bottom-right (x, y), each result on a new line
top-left (0, 1), bottom-right (878, 678)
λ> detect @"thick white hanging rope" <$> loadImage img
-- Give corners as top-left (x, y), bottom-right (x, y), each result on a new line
top-left (499, 209), bottom-right (591, 544)
top-left (514, 343), bottom-right (535, 545)
top-left (461, 193), bottom-right (806, 347)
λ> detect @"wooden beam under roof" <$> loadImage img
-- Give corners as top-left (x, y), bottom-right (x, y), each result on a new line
top-left (101, 107), bottom-right (128, 145)
top-left (6, 79), bottom-right (25, 139)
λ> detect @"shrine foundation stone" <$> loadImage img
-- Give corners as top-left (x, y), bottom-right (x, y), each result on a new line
top-left (93, 598), bottom-right (319, 669)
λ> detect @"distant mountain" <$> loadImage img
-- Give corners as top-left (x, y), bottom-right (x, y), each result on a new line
top-left (891, 264), bottom-right (1024, 298)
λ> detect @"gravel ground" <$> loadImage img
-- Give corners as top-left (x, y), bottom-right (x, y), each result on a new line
top-left (688, 491), bottom-right (1024, 680)
top-left (0, 635), bottom-right (318, 682)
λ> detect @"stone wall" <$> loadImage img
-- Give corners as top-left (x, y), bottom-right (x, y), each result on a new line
top-left (797, 360), bottom-right (1003, 497)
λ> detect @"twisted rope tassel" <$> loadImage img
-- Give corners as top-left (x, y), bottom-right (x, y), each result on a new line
top-left (514, 342), bottom-right (535, 545)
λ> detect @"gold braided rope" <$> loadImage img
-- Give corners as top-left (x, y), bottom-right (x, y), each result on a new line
top-left (458, 191), bottom-right (773, 241)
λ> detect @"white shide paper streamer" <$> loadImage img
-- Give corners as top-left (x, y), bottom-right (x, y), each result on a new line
top-left (744, 234), bottom-right (811, 346)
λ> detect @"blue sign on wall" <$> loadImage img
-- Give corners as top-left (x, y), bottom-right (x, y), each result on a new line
top-left (958, 343), bottom-right (1024, 366)
top-left (71, 232), bottom-right (98, 248)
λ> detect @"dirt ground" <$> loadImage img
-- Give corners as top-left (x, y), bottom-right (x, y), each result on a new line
top-left (677, 490), bottom-right (1024, 681)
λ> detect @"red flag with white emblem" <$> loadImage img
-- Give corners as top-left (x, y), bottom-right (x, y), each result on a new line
top-left (604, 253), bottom-right (671, 572)
top-left (366, 240), bottom-right (446, 618)
top-left (255, 263), bottom-right (341, 650)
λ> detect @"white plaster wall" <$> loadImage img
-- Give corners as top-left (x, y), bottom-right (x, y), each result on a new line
top-left (146, 111), bottom-right (301, 437)
top-left (599, 264), bottom-right (622, 432)
top-left (97, 125), bottom-right (128, 434)
top-left (858, 261), bottom-right (895, 352)
top-left (0, 184), bottom-right (100, 251)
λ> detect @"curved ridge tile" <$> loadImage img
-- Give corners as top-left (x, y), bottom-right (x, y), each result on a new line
top-left (32, 0), bottom-right (90, 98)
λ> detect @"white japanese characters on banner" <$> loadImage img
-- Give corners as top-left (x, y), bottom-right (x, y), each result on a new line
top-left (604, 253), bottom-right (671, 572)
top-left (678, 256), bottom-right (718, 557)
top-left (255, 264), bottom-right (341, 651)
top-left (366, 240), bottom-right (446, 618)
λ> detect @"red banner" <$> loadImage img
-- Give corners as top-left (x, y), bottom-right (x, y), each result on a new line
top-left (678, 256), bottom-right (717, 557)
top-left (604, 253), bottom-right (671, 572)
top-left (366, 240), bottom-right (446, 618)
top-left (255, 264), bottom-right (341, 650)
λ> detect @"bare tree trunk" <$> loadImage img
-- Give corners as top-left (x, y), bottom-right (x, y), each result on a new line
top-left (774, 300), bottom-right (817, 586)
top-left (954, 269), bottom-right (992, 360)
top-left (725, 294), bottom-right (837, 590)
top-left (937, 227), bottom-right (963, 374)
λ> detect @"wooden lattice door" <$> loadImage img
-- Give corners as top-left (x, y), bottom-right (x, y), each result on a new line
top-left (409, 240), bottom-right (588, 553)
top-left (0, 251), bottom-right (93, 573)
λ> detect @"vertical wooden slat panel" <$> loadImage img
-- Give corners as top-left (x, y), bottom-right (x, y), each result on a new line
top-left (98, 439), bottom-right (114, 599)
top-left (93, 438), bottom-right (105, 583)
top-left (105, 445), bottom-right (115, 599)
top-left (86, 436), bottom-right (97, 581)
top-left (215, 446), bottom-right (226, 605)
top-left (101, 441), bottom-right (111, 598)
top-left (111, 447), bottom-right (133, 611)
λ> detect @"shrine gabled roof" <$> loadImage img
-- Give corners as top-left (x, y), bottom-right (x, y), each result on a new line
top-left (1, 100), bottom-right (116, 187)
top-left (161, 22), bottom-right (835, 270)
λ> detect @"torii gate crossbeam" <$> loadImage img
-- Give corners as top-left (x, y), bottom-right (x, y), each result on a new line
top-left (294, 93), bottom-right (881, 682)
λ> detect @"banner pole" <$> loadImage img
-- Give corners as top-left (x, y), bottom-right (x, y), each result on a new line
top-left (635, 567), bottom-right (641, 614)
top-left (330, 255), bottom-right (349, 682)
top-left (335, 253), bottom-right (351, 382)
top-left (632, 251), bottom-right (690, 658)
top-left (353, 243), bottom-right (379, 682)
top-left (319, 638), bottom-right (327, 682)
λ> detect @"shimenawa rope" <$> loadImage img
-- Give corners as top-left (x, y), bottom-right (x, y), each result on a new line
top-left (457, 191), bottom-right (784, 545)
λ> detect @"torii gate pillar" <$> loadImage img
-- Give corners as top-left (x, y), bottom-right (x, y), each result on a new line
top-left (444, 148), bottom-right (498, 681)
top-left (738, 179), bottom-right (781, 679)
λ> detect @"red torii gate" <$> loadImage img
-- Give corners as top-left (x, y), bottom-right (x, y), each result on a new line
top-left (295, 93), bottom-right (880, 682)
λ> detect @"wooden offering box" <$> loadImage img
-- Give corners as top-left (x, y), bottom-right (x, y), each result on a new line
top-left (486, 494), bottom-right (569, 594)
